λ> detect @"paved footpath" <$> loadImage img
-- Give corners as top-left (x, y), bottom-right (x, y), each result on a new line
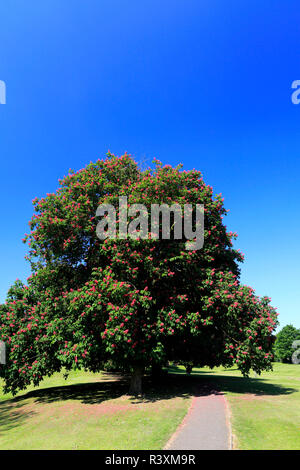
top-left (164, 388), bottom-right (232, 450)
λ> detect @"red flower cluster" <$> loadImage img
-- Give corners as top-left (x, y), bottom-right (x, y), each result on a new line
top-left (0, 153), bottom-right (278, 394)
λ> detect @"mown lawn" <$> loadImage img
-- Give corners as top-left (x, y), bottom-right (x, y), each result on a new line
top-left (221, 363), bottom-right (300, 450)
top-left (0, 363), bottom-right (299, 449)
top-left (170, 362), bottom-right (300, 450)
top-left (0, 370), bottom-right (192, 450)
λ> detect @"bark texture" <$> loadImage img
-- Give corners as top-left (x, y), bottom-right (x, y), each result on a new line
top-left (129, 365), bottom-right (144, 395)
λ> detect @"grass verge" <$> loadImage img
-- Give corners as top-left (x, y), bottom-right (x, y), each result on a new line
top-left (0, 370), bottom-right (192, 450)
top-left (1, 363), bottom-right (299, 449)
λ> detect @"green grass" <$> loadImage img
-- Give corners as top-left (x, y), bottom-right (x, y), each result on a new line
top-left (1, 363), bottom-right (299, 449)
top-left (170, 362), bottom-right (300, 450)
top-left (222, 363), bottom-right (300, 450)
top-left (0, 370), bottom-right (192, 450)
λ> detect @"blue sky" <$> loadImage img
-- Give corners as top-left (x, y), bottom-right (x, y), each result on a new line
top-left (0, 1), bottom-right (299, 330)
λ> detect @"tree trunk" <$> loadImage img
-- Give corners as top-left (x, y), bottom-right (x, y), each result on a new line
top-left (129, 365), bottom-right (144, 395)
top-left (151, 362), bottom-right (163, 381)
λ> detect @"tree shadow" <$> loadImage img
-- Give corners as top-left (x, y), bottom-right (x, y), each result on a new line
top-left (0, 368), bottom-right (297, 434)
top-left (3, 370), bottom-right (296, 407)
top-left (3, 375), bottom-right (130, 407)
top-left (132, 371), bottom-right (297, 403)
top-left (168, 365), bottom-right (220, 374)
top-left (188, 367), bottom-right (298, 396)
top-left (0, 399), bottom-right (36, 435)
top-left (167, 366), bottom-right (298, 397)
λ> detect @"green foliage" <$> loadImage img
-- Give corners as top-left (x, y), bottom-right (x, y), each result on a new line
top-left (0, 153), bottom-right (279, 394)
top-left (274, 324), bottom-right (300, 363)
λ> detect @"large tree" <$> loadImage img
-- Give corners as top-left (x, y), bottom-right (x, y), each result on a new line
top-left (274, 324), bottom-right (300, 363)
top-left (0, 153), bottom-right (278, 394)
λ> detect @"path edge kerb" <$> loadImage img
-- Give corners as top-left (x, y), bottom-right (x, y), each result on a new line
top-left (163, 390), bottom-right (233, 450)
top-left (221, 392), bottom-right (233, 450)
top-left (163, 395), bottom-right (198, 450)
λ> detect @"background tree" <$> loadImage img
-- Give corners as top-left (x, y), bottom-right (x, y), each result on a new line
top-left (274, 324), bottom-right (300, 363)
top-left (0, 153), bottom-right (278, 395)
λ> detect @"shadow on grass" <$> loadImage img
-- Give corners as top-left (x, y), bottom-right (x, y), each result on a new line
top-left (0, 400), bottom-right (35, 434)
top-left (168, 365), bottom-right (298, 396)
top-left (0, 367), bottom-right (297, 434)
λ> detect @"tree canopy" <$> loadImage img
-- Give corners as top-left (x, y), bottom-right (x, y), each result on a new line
top-left (274, 324), bottom-right (300, 363)
top-left (0, 153), bottom-right (278, 394)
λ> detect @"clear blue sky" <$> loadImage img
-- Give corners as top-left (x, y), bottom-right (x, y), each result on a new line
top-left (0, 1), bottom-right (299, 331)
